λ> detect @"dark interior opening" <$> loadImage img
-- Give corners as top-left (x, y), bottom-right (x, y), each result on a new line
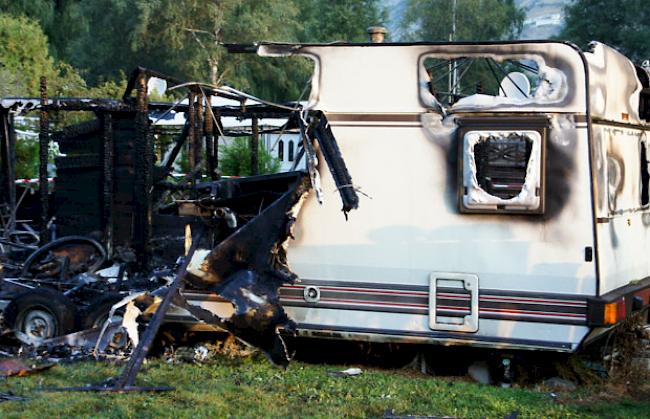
top-left (640, 142), bottom-right (649, 206)
top-left (635, 65), bottom-right (650, 122)
top-left (474, 134), bottom-right (533, 200)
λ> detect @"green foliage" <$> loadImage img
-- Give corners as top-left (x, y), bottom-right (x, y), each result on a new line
top-left (219, 137), bottom-right (280, 176)
top-left (297, 0), bottom-right (389, 42)
top-left (559, 0), bottom-right (650, 63)
top-left (0, 13), bottom-right (57, 96)
top-left (0, 0), bottom-right (391, 102)
top-left (0, 358), bottom-right (649, 417)
top-left (0, 13), bottom-right (124, 98)
top-left (401, 0), bottom-right (525, 42)
top-left (15, 138), bottom-right (39, 179)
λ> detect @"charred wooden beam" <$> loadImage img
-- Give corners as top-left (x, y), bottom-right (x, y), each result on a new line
top-left (0, 110), bottom-right (16, 236)
top-left (195, 91), bottom-right (204, 172)
top-left (39, 77), bottom-right (50, 244)
top-left (204, 95), bottom-right (218, 180)
top-left (101, 113), bottom-right (114, 257)
top-left (309, 112), bottom-right (359, 215)
top-left (187, 92), bottom-right (196, 173)
top-left (133, 75), bottom-right (152, 268)
top-left (251, 117), bottom-right (259, 176)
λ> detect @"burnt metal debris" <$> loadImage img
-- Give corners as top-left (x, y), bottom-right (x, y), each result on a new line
top-left (0, 67), bottom-right (359, 390)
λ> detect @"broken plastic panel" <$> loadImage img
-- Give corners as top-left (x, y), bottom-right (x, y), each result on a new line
top-left (461, 130), bottom-right (543, 213)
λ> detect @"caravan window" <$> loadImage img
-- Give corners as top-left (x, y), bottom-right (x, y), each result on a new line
top-left (420, 54), bottom-right (567, 111)
top-left (456, 117), bottom-right (548, 215)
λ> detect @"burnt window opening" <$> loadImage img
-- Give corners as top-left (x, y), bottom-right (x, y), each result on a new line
top-left (422, 56), bottom-right (540, 107)
top-left (460, 128), bottom-right (544, 214)
top-left (641, 141), bottom-right (649, 206)
top-left (278, 139), bottom-right (284, 161)
top-left (635, 65), bottom-right (650, 122)
top-left (288, 141), bottom-right (294, 161)
top-left (474, 134), bottom-right (533, 200)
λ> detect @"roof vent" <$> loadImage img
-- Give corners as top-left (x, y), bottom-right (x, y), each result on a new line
top-left (367, 26), bottom-right (387, 43)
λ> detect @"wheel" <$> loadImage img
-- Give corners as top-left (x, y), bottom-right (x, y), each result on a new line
top-left (21, 235), bottom-right (107, 279)
top-left (77, 294), bottom-right (124, 330)
top-left (3, 288), bottom-right (77, 341)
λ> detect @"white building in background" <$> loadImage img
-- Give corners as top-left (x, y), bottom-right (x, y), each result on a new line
top-left (152, 94), bottom-right (305, 173)
top-left (515, 0), bottom-right (571, 40)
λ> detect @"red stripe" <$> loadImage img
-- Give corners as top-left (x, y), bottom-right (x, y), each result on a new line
top-left (282, 286), bottom-right (585, 306)
top-left (480, 307), bottom-right (585, 318)
top-left (282, 285), bottom-right (427, 297)
top-left (480, 295), bottom-right (586, 307)
top-left (282, 297), bottom-right (584, 319)
top-left (281, 295), bottom-right (427, 309)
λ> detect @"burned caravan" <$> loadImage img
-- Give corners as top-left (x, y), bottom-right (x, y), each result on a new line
top-left (2, 40), bottom-right (650, 364)
top-left (185, 40), bottom-right (650, 353)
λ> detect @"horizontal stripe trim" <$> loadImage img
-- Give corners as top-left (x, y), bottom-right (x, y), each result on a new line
top-left (295, 279), bottom-right (589, 302)
top-left (282, 284), bottom-right (429, 297)
top-left (282, 299), bottom-right (585, 320)
top-left (325, 113), bottom-right (421, 122)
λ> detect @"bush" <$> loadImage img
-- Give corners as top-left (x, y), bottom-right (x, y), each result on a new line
top-left (219, 137), bottom-right (280, 176)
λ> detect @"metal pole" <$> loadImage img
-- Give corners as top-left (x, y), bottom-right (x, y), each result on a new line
top-left (39, 77), bottom-right (50, 244)
top-left (451, 0), bottom-right (458, 97)
top-left (251, 117), bottom-right (259, 176)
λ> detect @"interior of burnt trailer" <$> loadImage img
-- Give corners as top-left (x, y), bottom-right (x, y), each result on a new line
top-left (0, 68), bottom-right (303, 271)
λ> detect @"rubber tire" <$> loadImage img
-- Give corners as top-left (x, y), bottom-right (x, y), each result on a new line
top-left (3, 288), bottom-right (77, 339)
top-left (77, 294), bottom-right (124, 330)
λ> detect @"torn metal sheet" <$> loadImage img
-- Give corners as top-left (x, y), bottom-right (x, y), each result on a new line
top-left (182, 175), bottom-right (311, 366)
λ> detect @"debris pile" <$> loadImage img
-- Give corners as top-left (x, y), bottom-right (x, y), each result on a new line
top-left (0, 67), bottom-right (359, 390)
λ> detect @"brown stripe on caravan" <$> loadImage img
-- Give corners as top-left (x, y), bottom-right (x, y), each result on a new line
top-left (279, 281), bottom-right (588, 325)
top-left (325, 113), bottom-right (421, 122)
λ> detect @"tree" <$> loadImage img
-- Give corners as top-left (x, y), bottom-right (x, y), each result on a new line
top-left (0, 13), bottom-right (58, 96)
top-left (297, 0), bottom-right (389, 43)
top-left (219, 137), bottom-right (280, 176)
top-left (401, 0), bottom-right (525, 42)
top-left (559, 0), bottom-right (650, 63)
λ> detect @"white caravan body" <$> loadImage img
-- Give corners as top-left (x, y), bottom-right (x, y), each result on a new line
top-left (185, 41), bottom-right (650, 352)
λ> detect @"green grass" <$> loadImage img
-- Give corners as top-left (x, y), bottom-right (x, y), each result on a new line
top-left (0, 356), bottom-right (648, 418)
